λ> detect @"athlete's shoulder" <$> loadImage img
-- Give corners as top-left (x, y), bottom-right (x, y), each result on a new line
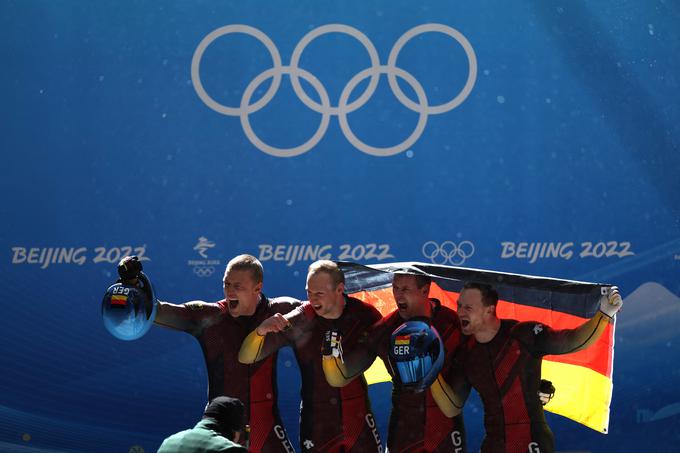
top-left (379, 310), bottom-right (404, 331)
top-left (287, 301), bottom-right (316, 322)
top-left (429, 301), bottom-right (459, 334)
top-left (361, 309), bottom-right (395, 334)
top-left (268, 295), bottom-right (301, 305)
top-left (433, 301), bottom-right (459, 321)
top-left (510, 319), bottom-right (547, 343)
top-left (266, 295), bottom-right (302, 312)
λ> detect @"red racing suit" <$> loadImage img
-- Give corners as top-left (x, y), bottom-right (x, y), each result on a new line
top-left (155, 294), bottom-right (299, 453)
top-left (239, 296), bottom-right (383, 453)
top-left (323, 299), bottom-right (468, 453)
top-left (442, 312), bottom-right (612, 453)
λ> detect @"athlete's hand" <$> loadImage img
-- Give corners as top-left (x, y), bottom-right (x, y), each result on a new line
top-left (118, 255), bottom-right (143, 282)
top-left (538, 379), bottom-right (555, 406)
top-left (255, 313), bottom-right (291, 336)
top-left (322, 329), bottom-right (343, 361)
top-left (599, 286), bottom-right (623, 317)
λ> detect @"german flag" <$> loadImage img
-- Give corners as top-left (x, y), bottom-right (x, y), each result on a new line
top-left (394, 335), bottom-right (411, 345)
top-left (110, 294), bottom-right (128, 307)
top-left (338, 261), bottom-right (615, 434)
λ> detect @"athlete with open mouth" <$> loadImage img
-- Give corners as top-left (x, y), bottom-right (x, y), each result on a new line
top-left (322, 272), bottom-right (469, 453)
top-left (113, 254), bottom-right (301, 453)
top-left (240, 260), bottom-right (384, 453)
top-left (223, 266), bottom-right (261, 316)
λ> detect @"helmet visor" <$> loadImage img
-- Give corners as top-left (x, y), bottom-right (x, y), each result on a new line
top-left (395, 354), bottom-right (434, 385)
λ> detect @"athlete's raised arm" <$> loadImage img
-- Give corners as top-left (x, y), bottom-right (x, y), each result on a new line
top-left (524, 287), bottom-right (623, 356)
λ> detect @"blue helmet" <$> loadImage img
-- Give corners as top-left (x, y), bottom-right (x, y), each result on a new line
top-left (389, 318), bottom-right (445, 393)
top-left (102, 272), bottom-right (157, 341)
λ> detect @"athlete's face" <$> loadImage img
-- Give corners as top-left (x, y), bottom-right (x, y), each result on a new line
top-left (457, 288), bottom-right (494, 335)
top-left (306, 271), bottom-right (344, 319)
top-left (223, 268), bottom-right (262, 317)
top-left (392, 274), bottom-right (430, 320)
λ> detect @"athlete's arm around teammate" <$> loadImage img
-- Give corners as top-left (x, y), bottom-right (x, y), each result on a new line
top-left (432, 284), bottom-right (623, 417)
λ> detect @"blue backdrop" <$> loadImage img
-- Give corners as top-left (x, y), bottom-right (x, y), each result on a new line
top-left (1, 1), bottom-right (679, 452)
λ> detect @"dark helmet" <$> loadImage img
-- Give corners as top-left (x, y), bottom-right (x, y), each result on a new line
top-left (389, 318), bottom-right (444, 393)
top-left (102, 272), bottom-right (157, 341)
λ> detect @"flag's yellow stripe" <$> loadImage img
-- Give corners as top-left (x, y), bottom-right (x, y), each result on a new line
top-left (541, 360), bottom-right (612, 433)
top-left (365, 358), bottom-right (391, 385)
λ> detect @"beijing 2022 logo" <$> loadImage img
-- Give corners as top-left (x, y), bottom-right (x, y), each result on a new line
top-left (191, 24), bottom-right (477, 157)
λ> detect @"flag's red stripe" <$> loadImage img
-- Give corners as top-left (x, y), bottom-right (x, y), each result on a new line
top-left (350, 288), bottom-right (395, 316)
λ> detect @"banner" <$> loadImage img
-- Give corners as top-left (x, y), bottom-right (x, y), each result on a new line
top-left (2, 1), bottom-right (679, 452)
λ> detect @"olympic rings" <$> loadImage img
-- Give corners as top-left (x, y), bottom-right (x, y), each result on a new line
top-left (191, 23), bottom-right (477, 157)
top-left (191, 25), bottom-right (283, 116)
top-left (387, 23), bottom-right (477, 115)
top-left (193, 266), bottom-right (215, 277)
top-left (422, 240), bottom-right (475, 266)
top-left (289, 24), bottom-right (380, 116)
top-left (338, 65), bottom-right (428, 156)
top-left (241, 66), bottom-right (332, 157)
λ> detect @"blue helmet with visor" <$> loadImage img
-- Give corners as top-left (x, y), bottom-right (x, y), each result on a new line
top-left (389, 318), bottom-right (445, 393)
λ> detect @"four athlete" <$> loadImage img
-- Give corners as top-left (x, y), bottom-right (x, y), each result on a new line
top-left (108, 256), bottom-right (622, 453)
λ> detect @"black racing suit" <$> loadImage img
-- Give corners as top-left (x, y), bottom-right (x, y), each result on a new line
top-left (323, 299), bottom-right (468, 453)
top-left (440, 312), bottom-right (612, 453)
top-left (240, 296), bottom-right (383, 453)
top-left (155, 294), bottom-right (300, 453)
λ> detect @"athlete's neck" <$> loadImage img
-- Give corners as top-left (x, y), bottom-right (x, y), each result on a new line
top-left (474, 316), bottom-right (501, 343)
top-left (240, 294), bottom-right (262, 317)
top-left (325, 294), bottom-right (346, 319)
top-left (404, 298), bottom-right (433, 320)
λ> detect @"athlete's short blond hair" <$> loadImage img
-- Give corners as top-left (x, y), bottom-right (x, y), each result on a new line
top-left (307, 260), bottom-right (345, 287)
top-left (225, 254), bottom-right (264, 283)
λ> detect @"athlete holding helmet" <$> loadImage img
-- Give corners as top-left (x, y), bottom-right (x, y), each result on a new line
top-left (102, 255), bottom-right (300, 452)
top-left (322, 272), bottom-right (468, 453)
